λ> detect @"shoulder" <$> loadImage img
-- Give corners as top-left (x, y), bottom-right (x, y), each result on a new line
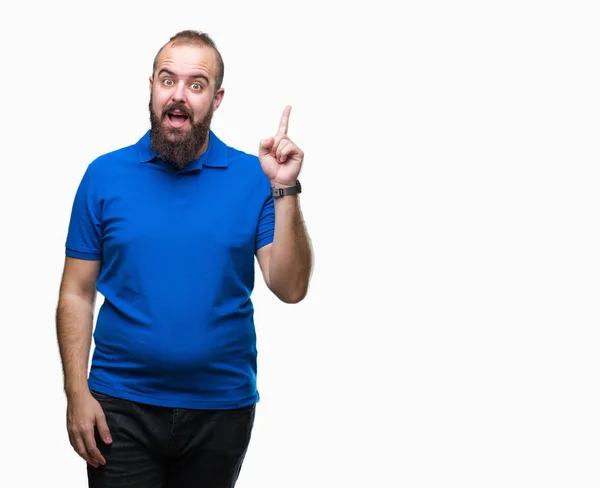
top-left (83, 139), bottom-right (141, 180)
top-left (77, 140), bottom-right (141, 196)
top-left (226, 145), bottom-right (260, 167)
top-left (214, 134), bottom-right (265, 178)
top-left (210, 133), bottom-right (272, 200)
top-left (89, 143), bottom-right (138, 170)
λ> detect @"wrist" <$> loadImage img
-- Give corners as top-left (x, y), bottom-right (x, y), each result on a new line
top-left (64, 382), bottom-right (90, 400)
top-left (270, 180), bottom-right (297, 188)
top-left (271, 179), bottom-right (301, 198)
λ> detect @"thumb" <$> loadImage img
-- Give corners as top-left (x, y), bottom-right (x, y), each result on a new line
top-left (259, 137), bottom-right (274, 155)
top-left (96, 412), bottom-right (113, 445)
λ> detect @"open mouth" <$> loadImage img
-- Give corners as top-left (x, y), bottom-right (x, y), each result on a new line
top-left (166, 111), bottom-right (189, 128)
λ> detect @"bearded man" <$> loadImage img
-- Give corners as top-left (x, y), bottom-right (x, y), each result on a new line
top-left (56, 29), bottom-right (313, 488)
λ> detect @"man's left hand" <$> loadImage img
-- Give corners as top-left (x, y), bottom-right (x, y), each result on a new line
top-left (258, 105), bottom-right (304, 187)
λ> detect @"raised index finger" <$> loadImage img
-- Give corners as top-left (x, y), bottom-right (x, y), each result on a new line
top-left (277, 105), bottom-right (292, 135)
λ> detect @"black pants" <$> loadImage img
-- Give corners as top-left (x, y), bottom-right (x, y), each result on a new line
top-left (88, 390), bottom-right (256, 488)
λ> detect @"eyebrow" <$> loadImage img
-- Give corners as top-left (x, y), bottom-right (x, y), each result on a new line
top-left (157, 69), bottom-right (209, 84)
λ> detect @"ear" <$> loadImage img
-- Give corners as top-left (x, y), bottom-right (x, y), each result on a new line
top-left (212, 87), bottom-right (225, 112)
top-left (149, 76), bottom-right (153, 93)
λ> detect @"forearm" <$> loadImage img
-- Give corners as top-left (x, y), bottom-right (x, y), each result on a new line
top-left (268, 195), bottom-right (313, 303)
top-left (56, 293), bottom-right (95, 398)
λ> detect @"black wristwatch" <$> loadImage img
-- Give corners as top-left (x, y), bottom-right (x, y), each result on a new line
top-left (272, 180), bottom-right (302, 198)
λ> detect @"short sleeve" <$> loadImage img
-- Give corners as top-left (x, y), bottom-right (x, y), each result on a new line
top-left (255, 194), bottom-right (275, 251)
top-left (65, 165), bottom-right (103, 260)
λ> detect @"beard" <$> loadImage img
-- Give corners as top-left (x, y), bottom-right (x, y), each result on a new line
top-left (149, 97), bottom-right (214, 170)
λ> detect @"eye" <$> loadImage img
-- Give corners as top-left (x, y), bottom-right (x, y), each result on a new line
top-left (162, 78), bottom-right (174, 86)
top-left (191, 83), bottom-right (203, 91)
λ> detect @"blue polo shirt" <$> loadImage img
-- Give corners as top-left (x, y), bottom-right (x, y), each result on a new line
top-left (65, 130), bottom-right (275, 409)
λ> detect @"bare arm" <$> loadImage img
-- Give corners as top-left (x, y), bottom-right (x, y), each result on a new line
top-left (257, 106), bottom-right (314, 303)
top-left (256, 195), bottom-right (313, 303)
top-left (56, 256), bottom-right (101, 397)
top-left (56, 256), bottom-right (112, 467)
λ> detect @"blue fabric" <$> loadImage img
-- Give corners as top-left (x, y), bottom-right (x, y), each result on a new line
top-left (65, 130), bottom-right (275, 409)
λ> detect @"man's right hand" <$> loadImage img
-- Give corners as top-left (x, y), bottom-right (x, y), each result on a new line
top-left (66, 390), bottom-right (113, 468)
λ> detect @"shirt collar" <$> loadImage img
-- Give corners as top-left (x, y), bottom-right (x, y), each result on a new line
top-left (135, 129), bottom-right (229, 172)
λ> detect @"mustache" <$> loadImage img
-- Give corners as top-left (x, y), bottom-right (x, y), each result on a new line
top-left (163, 103), bottom-right (193, 119)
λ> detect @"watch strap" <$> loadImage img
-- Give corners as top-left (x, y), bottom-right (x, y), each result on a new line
top-left (272, 180), bottom-right (302, 198)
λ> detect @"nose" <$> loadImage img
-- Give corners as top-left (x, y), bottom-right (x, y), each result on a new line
top-left (171, 81), bottom-right (187, 103)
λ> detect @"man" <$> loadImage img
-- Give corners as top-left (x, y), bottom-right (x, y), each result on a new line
top-left (56, 30), bottom-right (313, 488)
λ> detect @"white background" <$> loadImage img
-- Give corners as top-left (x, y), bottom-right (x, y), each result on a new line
top-left (1, 0), bottom-right (599, 486)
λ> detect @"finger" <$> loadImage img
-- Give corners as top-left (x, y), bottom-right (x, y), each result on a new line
top-left (270, 134), bottom-right (288, 157)
top-left (279, 142), bottom-right (303, 163)
top-left (72, 432), bottom-right (100, 467)
top-left (83, 428), bottom-right (106, 466)
top-left (259, 137), bottom-right (274, 155)
top-left (277, 105), bottom-right (292, 135)
top-left (275, 139), bottom-right (292, 162)
top-left (96, 412), bottom-right (113, 445)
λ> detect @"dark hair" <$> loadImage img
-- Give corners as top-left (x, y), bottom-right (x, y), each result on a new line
top-left (152, 30), bottom-right (225, 91)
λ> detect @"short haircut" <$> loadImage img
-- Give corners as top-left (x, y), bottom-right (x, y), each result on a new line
top-left (153, 30), bottom-right (225, 92)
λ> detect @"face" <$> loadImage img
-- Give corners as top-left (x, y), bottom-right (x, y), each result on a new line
top-left (149, 43), bottom-right (224, 169)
